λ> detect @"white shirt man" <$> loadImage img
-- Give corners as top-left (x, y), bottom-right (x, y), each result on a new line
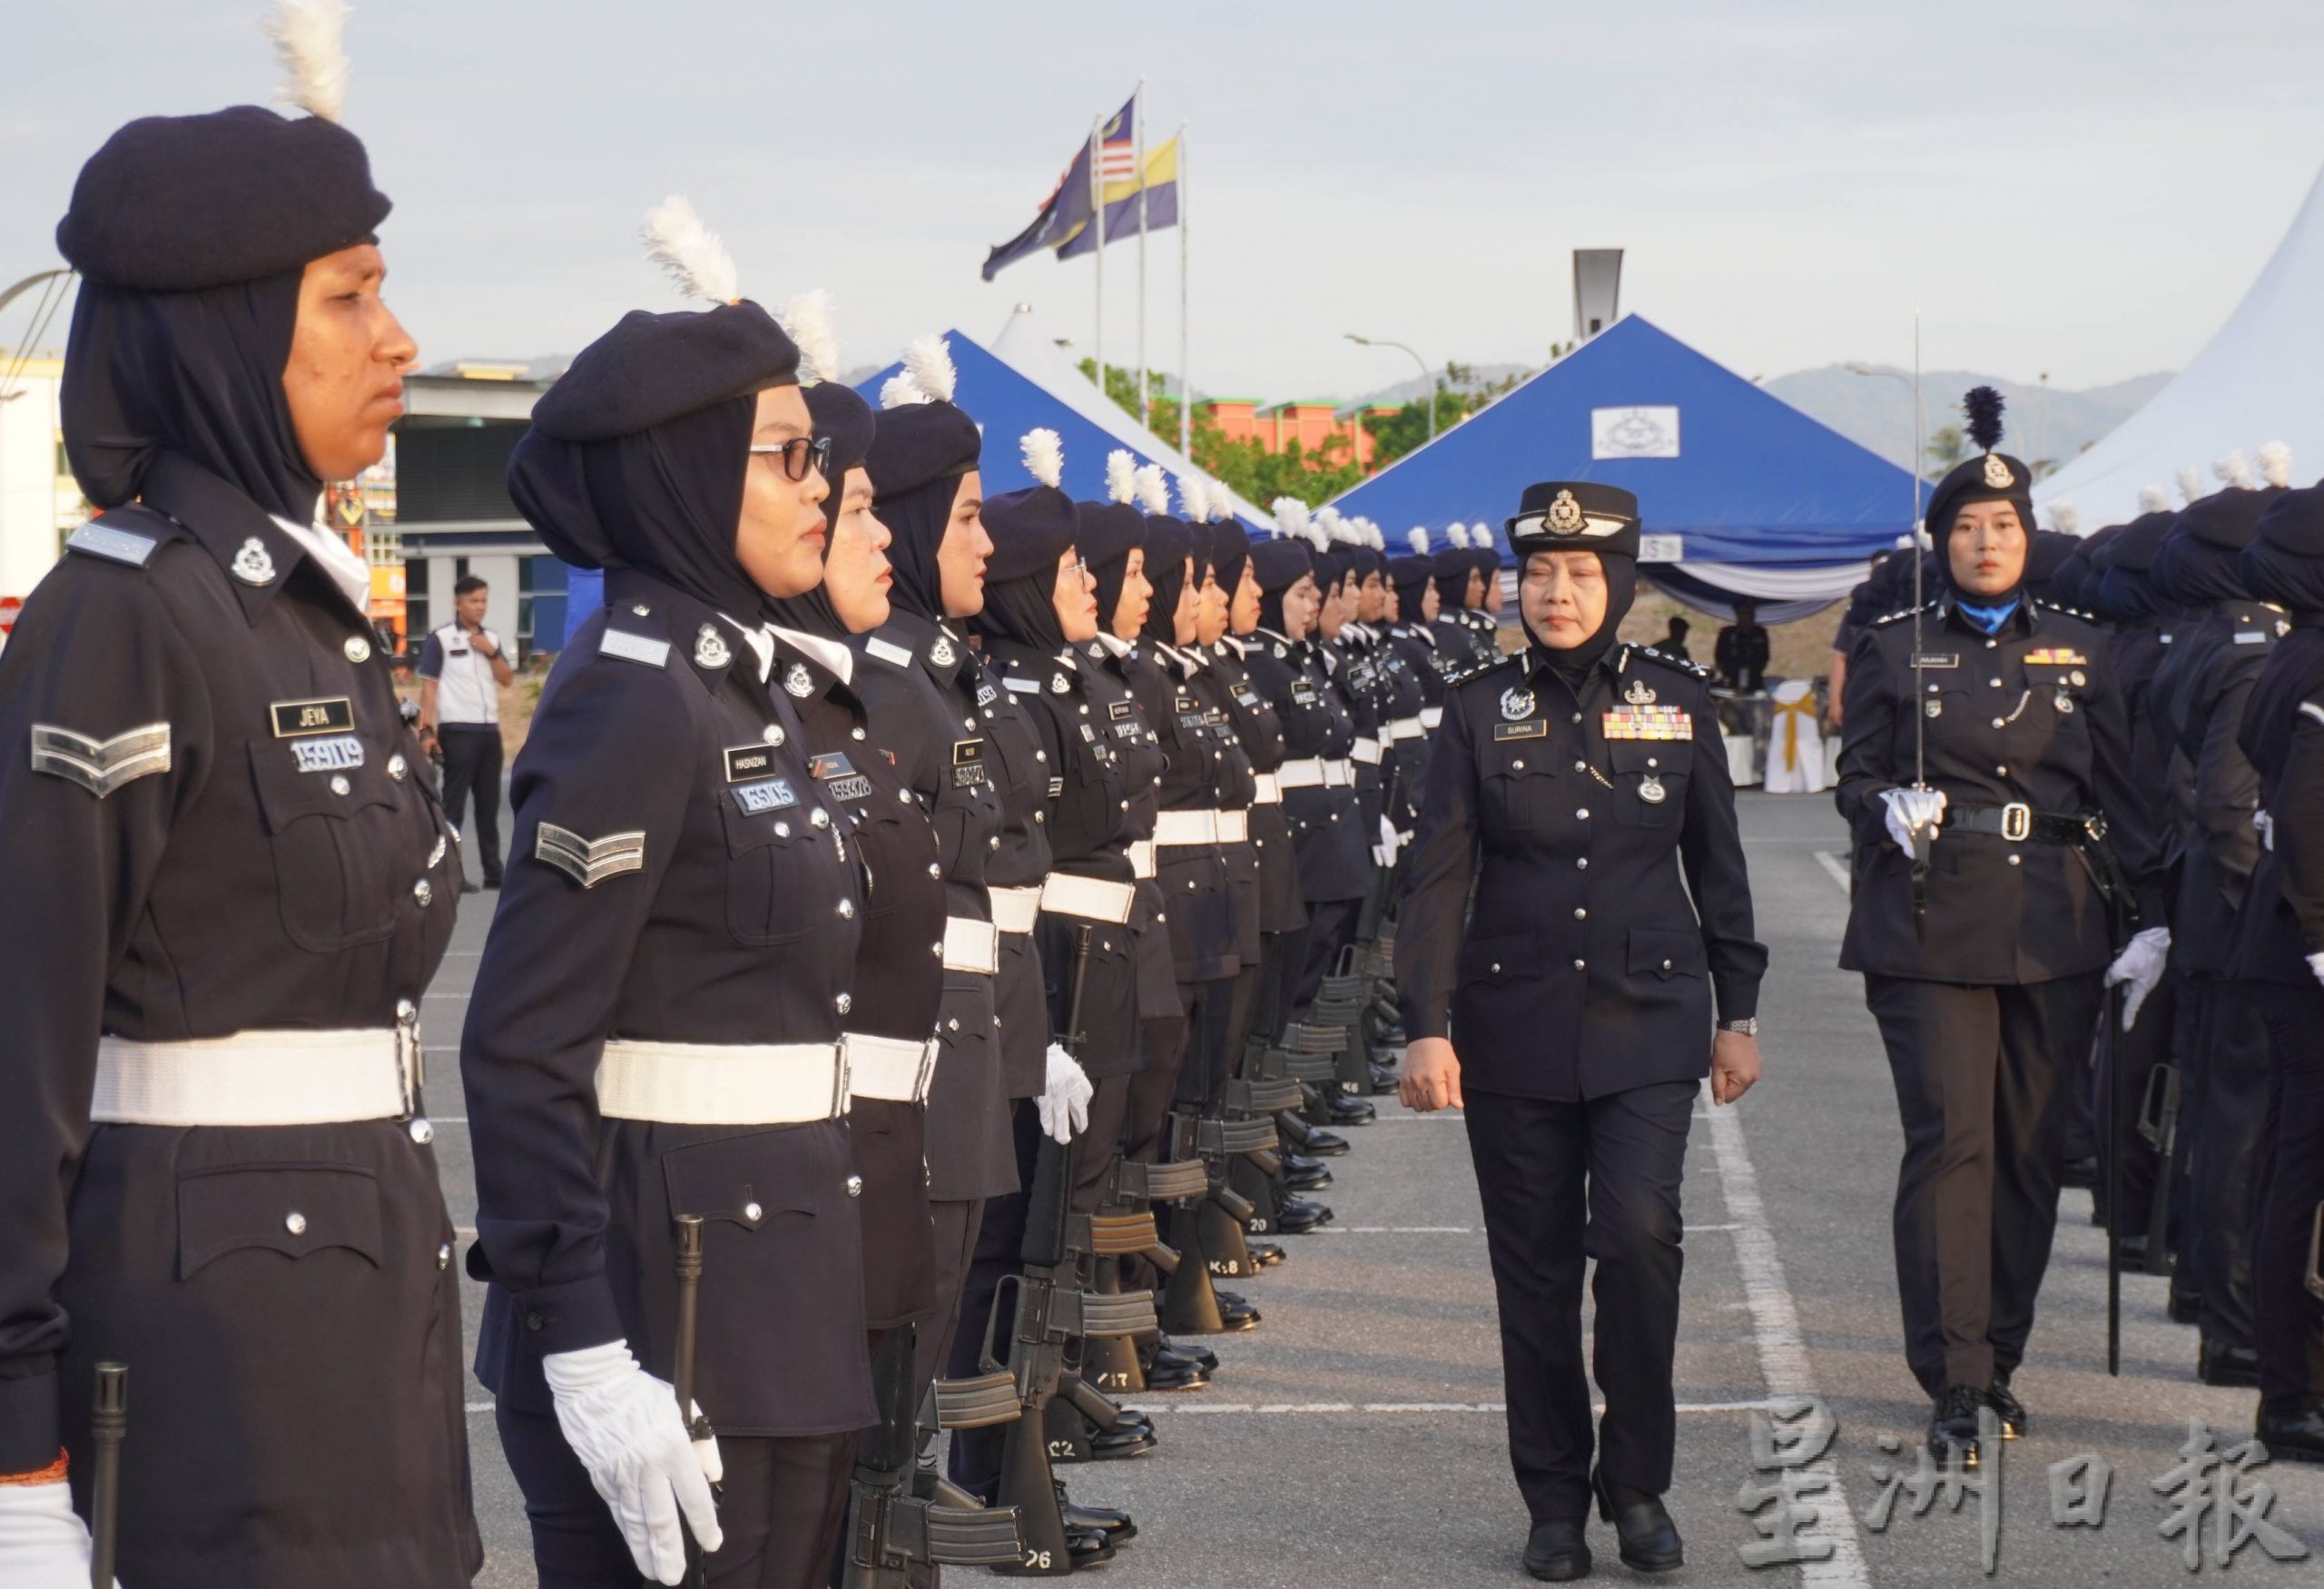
top-left (417, 577), bottom-right (514, 889)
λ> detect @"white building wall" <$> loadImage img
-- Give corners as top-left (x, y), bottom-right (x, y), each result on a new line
top-left (0, 369), bottom-right (67, 604)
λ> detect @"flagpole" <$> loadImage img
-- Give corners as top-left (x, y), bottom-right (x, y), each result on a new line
top-left (1177, 122), bottom-right (1191, 459)
top-left (1135, 78), bottom-right (1149, 431)
top-left (1090, 116), bottom-right (1106, 403)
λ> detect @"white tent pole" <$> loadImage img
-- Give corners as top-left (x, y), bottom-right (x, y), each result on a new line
top-left (1135, 78), bottom-right (1148, 430)
top-left (1090, 117), bottom-right (1105, 402)
top-left (1178, 122), bottom-right (1191, 459)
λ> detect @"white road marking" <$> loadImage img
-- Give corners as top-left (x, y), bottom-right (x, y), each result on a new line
top-left (1815, 850), bottom-right (1853, 896)
top-left (1703, 1084), bottom-right (1872, 1586)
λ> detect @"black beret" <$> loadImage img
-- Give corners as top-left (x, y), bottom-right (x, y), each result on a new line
top-left (2174, 487), bottom-right (2275, 550)
top-left (1074, 500), bottom-right (1146, 569)
top-left (1311, 543), bottom-right (1353, 591)
top-left (1209, 520), bottom-right (1252, 587)
top-left (803, 381), bottom-right (876, 479)
top-left (532, 301), bottom-right (799, 443)
top-left (2093, 510), bottom-right (2175, 573)
top-left (1506, 480), bottom-right (1640, 562)
top-left (1386, 548), bottom-right (1433, 589)
top-left (866, 400), bottom-right (981, 501)
top-left (2024, 529), bottom-right (2080, 597)
top-left (1925, 451), bottom-right (2034, 541)
top-left (984, 485), bottom-right (1078, 583)
top-left (2253, 484), bottom-right (2324, 558)
top-left (1251, 535), bottom-right (1315, 593)
top-left (58, 106), bottom-right (391, 291)
top-left (1141, 514), bottom-right (1192, 572)
top-left (2241, 487), bottom-right (2324, 613)
top-left (1432, 538), bottom-right (1476, 581)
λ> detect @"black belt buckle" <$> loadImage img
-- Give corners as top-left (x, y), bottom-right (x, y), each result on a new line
top-left (1999, 802), bottom-right (2033, 843)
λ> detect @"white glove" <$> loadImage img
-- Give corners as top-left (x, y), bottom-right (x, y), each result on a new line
top-left (1879, 786), bottom-right (1947, 852)
top-left (0, 1480), bottom-right (113, 1589)
top-left (543, 1341), bottom-right (724, 1584)
top-left (2106, 927), bottom-right (2171, 1031)
top-left (1037, 1042), bottom-right (1094, 1144)
top-left (2308, 952), bottom-right (2324, 992)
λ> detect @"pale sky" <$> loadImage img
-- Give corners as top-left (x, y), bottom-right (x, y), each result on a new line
top-left (5, 1), bottom-right (2321, 401)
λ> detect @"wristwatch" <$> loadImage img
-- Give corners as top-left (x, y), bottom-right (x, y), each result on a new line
top-left (1718, 1018), bottom-right (1759, 1037)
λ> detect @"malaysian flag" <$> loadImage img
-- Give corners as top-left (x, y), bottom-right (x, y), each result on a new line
top-left (980, 92), bottom-right (1139, 281)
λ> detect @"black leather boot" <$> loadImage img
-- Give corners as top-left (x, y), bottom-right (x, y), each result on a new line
top-left (1927, 1384), bottom-right (1984, 1467)
top-left (1591, 1471), bottom-right (1681, 1573)
top-left (1522, 1519), bottom-right (1591, 1581)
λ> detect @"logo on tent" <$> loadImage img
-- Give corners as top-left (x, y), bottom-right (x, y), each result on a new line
top-left (1592, 406), bottom-right (1680, 460)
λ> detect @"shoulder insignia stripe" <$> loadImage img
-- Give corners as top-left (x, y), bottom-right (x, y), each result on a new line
top-left (599, 629), bottom-right (671, 668)
top-left (1002, 677), bottom-right (1040, 694)
top-left (2299, 702), bottom-right (2324, 729)
top-left (64, 521), bottom-right (162, 568)
top-left (535, 822), bottom-right (647, 888)
top-left (29, 722), bottom-right (172, 798)
top-left (863, 635), bottom-right (915, 669)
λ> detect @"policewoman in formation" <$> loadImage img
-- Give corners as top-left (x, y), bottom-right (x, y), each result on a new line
top-left (0, 23), bottom-right (479, 1585)
top-left (463, 217), bottom-right (872, 1587)
top-left (1835, 391), bottom-right (2160, 1468)
top-left (2230, 483), bottom-right (2324, 1461)
top-left (1396, 481), bottom-right (1765, 1584)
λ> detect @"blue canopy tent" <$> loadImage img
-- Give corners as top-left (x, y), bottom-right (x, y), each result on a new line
top-left (1330, 315), bottom-right (1925, 622)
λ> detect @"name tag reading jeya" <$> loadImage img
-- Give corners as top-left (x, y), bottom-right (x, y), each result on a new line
top-left (810, 750), bottom-right (873, 803)
top-left (1601, 706), bottom-right (1692, 742)
top-left (271, 696), bottom-right (354, 738)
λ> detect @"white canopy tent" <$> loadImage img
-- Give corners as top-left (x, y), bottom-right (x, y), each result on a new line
top-left (2039, 161), bottom-right (2324, 527)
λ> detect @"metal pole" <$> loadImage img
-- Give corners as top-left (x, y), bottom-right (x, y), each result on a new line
top-left (1089, 119), bottom-right (1106, 406)
top-left (1177, 123), bottom-right (1191, 459)
top-left (1135, 78), bottom-right (1148, 431)
top-left (672, 1214), bottom-right (708, 1588)
top-left (89, 1363), bottom-right (126, 1589)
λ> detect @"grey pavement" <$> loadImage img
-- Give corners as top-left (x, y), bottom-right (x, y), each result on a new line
top-left (428, 792), bottom-right (2324, 1586)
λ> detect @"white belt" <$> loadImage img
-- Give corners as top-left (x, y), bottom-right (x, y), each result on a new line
top-left (1128, 838), bottom-right (1157, 878)
top-left (92, 1030), bottom-right (406, 1127)
top-left (942, 915), bottom-right (1000, 975)
top-left (1276, 756), bottom-right (1353, 789)
top-left (1351, 736), bottom-right (1384, 765)
top-left (843, 1032), bottom-right (939, 1103)
top-left (596, 1038), bottom-right (846, 1125)
top-left (1250, 772), bottom-right (1282, 805)
top-left (990, 883), bottom-right (1044, 934)
top-left (1154, 808), bottom-right (1217, 846)
top-left (1388, 716), bottom-right (1426, 742)
top-left (1216, 808), bottom-right (1250, 844)
top-left (1040, 871), bottom-right (1137, 924)
top-left (1420, 706), bottom-right (1443, 730)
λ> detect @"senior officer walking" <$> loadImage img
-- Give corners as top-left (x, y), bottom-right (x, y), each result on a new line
top-left (0, 19), bottom-right (479, 1584)
top-left (1836, 391), bottom-right (2161, 1468)
top-left (1397, 481), bottom-right (1765, 1583)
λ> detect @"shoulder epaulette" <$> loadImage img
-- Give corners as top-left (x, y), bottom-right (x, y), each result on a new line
top-left (1632, 646), bottom-right (1712, 682)
top-left (598, 627), bottom-right (671, 668)
top-left (1871, 603), bottom-right (1934, 628)
top-left (1449, 652), bottom-right (1521, 689)
top-left (2035, 597), bottom-right (2099, 624)
top-left (64, 517), bottom-right (165, 568)
top-left (862, 634), bottom-right (914, 669)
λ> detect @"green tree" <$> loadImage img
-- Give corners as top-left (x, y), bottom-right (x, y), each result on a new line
top-left (1360, 362), bottom-right (1529, 473)
top-left (1074, 357), bottom-right (1360, 508)
top-left (1925, 424), bottom-right (1966, 476)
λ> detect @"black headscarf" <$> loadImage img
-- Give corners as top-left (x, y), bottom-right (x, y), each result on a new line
top-left (1140, 517), bottom-right (1192, 646)
top-left (507, 395), bottom-right (760, 617)
top-left (879, 476), bottom-right (957, 621)
top-left (1520, 547), bottom-right (1637, 683)
top-left (61, 271), bottom-right (320, 522)
top-left (973, 568), bottom-right (1068, 653)
top-left (764, 382), bottom-right (877, 637)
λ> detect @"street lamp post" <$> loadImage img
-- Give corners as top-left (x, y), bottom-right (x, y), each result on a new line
top-left (1345, 332), bottom-right (1435, 442)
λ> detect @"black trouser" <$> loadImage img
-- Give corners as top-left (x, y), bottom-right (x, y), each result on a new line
top-left (498, 1403), bottom-right (852, 1588)
top-left (437, 723), bottom-right (504, 883)
top-left (1464, 1081), bottom-right (1695, 1525)
top-left (1281, 897), bottom-right (1361, 1028)
top-left (947, 1107), bottom-right (1044, 1502)
top-left (1865, 972), bottom-right (2102, 1395)
top-left (2253, 980), bottom-right (2324, 1418)
top-left (911, 1198), bottom-right (987, 1414)
top-left (2187, 976), bottom-right (2272, 1352)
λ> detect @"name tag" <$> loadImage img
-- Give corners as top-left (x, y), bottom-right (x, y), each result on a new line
top-left (810, 751), bottom-right (872, 803)
top-left (290, 734), bottom-right (366, 773)
top-left (1236, 691), bottom-right (1260, 708)
top-left (976, 682), bottom-right (1000, 707)
top-left (1108, 701), bottom-right (1134, 722)
top-left (1110, 721), bottom-right (1144, 740)
top-left (950, 740), bottom-right (987, 788)
top-left (271, 696), bottom-right (355, 737)
top-left (733, 778), bottom-right (799, 815)
top-left (724, 745), bottom-right (782, 783)
top-left (1909, 653), bottom-right (1959, 669)
top-left (1492, 722), bottom-right (1548, 742)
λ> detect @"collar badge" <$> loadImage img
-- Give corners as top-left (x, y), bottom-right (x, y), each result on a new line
top-left (694, 624), bottom-right (732, 670)
top-left (1500, 686), bottom-right (1537, 721)
top-left (230, 537), bottom-right (276, 587)
top-left (783, 663), bottom-right (814, 698)
top-left (930, 636), bottom-right (957, 668)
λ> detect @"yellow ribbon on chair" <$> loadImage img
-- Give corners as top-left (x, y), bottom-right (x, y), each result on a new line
top-left (1770, 691), bottom-right (1818, 775)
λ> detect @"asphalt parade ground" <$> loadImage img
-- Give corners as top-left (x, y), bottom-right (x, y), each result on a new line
top-left (427, 792), bottom-right (2324, 1586)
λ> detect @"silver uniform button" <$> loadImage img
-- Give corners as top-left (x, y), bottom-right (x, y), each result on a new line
top-left (397, 998), bottom-right (417, 1022)
top-left (343, 635), bottom-right (372, 664)
top-left (838, 900), bottom-right (854, 919)
top-left (763, 725), bottom-right (783, 744)
top-left (1512, 759), bottom-right (1525, 770)
top-left (1573, 959), bottom-right (1587, 971)
top-left (438, 1243), bottom-right (452, 1270)
top-left (845, 1175), bottom-right (864, 1198)
top-left (812, 809), bottom-right (831, 829)
top-left (2007, 854), bottom-right (2023, 867)
top-left (1574, 907), bottom-right (1588, 920)
top-left (928, 863), bottom-right (941, 878)
top-left (835, 992), bottom-right (852, 1014)
top-left (413, 878), bottom-right (433, 906)
top-left (409, 1118), bottom-right (435, 1145)
top-left (284, 1211), bottom-right (308, 1236)
top-left (852, 727), bottom-right (866, 741)
top-left (744, 1201), bottom-right (763, 1222)
top-left (330, 775), bottom-right (351, 796)
top-left (1576, 808), bottom-right (1590, 820)
top-left (774, 822), bottom-right (791, 838)
top-left (387, 754), bottom-right (408, 781)
top-left (1661, 958), bottom-right (1673, 971)
top-left (1576, 857), bottom-right (1588, 870)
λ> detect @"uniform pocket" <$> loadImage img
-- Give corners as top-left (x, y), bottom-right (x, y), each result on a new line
top-left (1458, 932), bottom-right (1539, 985)
top-left (177, 1161), bottom-right (384, 1278)
top-left (661, 1128), bottom-right (823, 1233)
top-left (1608, 742), bottom-right (1688, 827)
top-left (719, 795), bottom-right (824, 947)
top-left (247, 737), bottom-right (406, 951)
top-left (1627, 926), bottom-right (1705, 980)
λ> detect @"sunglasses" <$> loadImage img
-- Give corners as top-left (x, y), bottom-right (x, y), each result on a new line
top-left (746, 435), bottom-right (833, 483)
